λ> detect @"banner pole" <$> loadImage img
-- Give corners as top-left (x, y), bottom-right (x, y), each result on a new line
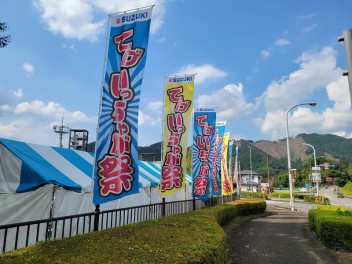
top-left (91, 13), bottom-right (111, 198)
top-left (161, 77), bottom-right (166, 164)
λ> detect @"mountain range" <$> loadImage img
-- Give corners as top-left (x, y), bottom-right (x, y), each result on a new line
top-left (87, 133), bottom-right (352, 176)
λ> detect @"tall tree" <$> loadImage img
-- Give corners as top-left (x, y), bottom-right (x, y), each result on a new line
top-left (0, 19), bottom-right (11, 48)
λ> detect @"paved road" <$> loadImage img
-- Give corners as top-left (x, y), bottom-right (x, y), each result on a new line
top-left (319, 186), bottom-right (352, 209)
top-left (227, 205), bottom-right (338, 264)
top-left (267, 185), bottom-right (352, 212)
top-left (266, 198), bottom-right (318, 213)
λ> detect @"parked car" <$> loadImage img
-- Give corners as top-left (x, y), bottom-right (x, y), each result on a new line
top-left (337, 193), bottom-right (344, 198)
top-left (299, 187), bottom-right (308, 192)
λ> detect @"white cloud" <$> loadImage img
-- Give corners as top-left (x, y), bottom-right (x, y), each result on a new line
top-left (320, 76), bottom-right (352, 131)
top-left (34, 0), bottom-right (105, 41)
top-left (298, 12), bottom-right (319, 20)
top-left (138, 110), bottom-right (160, 126)
top-left (15, 100), bottom-right (62, 115)
top-left (0, 87), bottom-right (23, 105)
top-left (147, 101), bottom-right (163, 111)
top-left (13, 89), bottom-right (24, 100)
top-left (174, 64), bottom-right (227, 84)
top-left (261, 49), bottom-right (272, 58)
top-left (62, 43), bottom-right (77, 51)
top-left (260, 38), bottom-right (289, 60)
top-left (0, 98), bottom-right (97, 146)
top-left (34, 0), bottom-right (165, 41)
top-left (93, 0), bottom-right (165, 34)
top-left (22, 63), bottom-right (34, 74)
top-left (196, 83), bottom-right (255, 120)
top-left (303, 24), bottom-right (317, 34)
top-left (274, 38), bottom-right (289, 46)
top-left (258, 47), bottom-right (342, 111)
top-left (256, 47), bottom-right (352, 140)
top-left (257, 107), bottom-right (322, 139)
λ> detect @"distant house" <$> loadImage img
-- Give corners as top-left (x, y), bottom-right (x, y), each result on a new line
top-left (240, 170), bottom-right (262, 193)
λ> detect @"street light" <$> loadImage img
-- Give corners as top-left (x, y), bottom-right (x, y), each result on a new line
top-left (286, 102), bottom-right (317, 211)
top-left (302, 143), bottom-right (319, 196)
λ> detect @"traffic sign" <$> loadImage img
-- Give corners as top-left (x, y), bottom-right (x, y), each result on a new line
top-left (323, 162), bottom-right (330, 170)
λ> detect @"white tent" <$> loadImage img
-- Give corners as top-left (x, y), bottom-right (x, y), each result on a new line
top-left (0, 138), bottom-right (193, 225)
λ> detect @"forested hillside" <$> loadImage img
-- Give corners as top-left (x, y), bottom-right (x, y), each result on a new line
top-left (87, 133), bottom-right (352, 181)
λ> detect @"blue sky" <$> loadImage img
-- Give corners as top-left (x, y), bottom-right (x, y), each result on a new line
top-left (1, 0), bottom-right (352, 147)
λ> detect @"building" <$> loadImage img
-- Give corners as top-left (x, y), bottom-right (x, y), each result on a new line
top-left (240, 170), bottom-right (262, 193)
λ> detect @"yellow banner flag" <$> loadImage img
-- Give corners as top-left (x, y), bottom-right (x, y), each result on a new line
top-left (160, 75), bottom-right (195, 196)
top-left (221, 132), bottom-right (234, 196)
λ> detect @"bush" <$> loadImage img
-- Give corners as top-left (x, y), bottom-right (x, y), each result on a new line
top-left (309, 205), bottom-right (352, 250)
top-left (271, 192), bottom-right (290, 198)
top-left (241, 191), bottom-right (267, 199)
top-left (341, 181), bottom-right (352, 195)
top-left (0, 199), bottom-right (266, 263)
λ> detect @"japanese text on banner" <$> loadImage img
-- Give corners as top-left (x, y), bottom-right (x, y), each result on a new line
top-left (221, 132), bottom-right (234, 196)
top-left (211, 121), bottom-right (226, 197)
top-left (93, 7), bottom-right (153, 205)
top-left (192, 109), bottom-right (216, 200)
top-left (160, 75), bottom-right (195, 196)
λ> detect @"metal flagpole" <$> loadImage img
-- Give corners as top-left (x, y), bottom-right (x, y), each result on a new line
top-left (161, 76), bottom-right (167, 164)
top-left (91, 12), bottom-right (111, 209)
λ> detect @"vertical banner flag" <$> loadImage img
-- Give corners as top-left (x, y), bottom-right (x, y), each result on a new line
top-left (211, 121), bottom-right (226, 197)
top-left (192, 108), bottom-right (216, 200)
top-left (221, 132), bottom-right (233, 196)
top-left (93, 7), bottom-right (153, 205)
top-left (228, 140), bottom-right (234, 184)
top-left (234, 146), bottom-right (240, 195)
top-left (161, 75), bottom-right (195, 196)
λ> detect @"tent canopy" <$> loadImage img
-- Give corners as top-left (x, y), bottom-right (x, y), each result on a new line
top-left (0, 138), bottom-right (191, 194)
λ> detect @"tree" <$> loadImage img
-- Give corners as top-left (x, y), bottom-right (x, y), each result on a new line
top-left (0, 19), bottom-right (11, 48)
top-left (273, 171), bottom-right (289, 188)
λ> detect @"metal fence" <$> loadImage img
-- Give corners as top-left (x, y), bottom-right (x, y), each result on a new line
top-left (0, 196), bottom-right (234, 254)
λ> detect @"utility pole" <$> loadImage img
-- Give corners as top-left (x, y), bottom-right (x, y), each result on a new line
top-left (250, 147), bottom-right (253, 194)
top-left (339, 29), bottom-right (352, 107)
top-left (267, 155), bottom-right (270, 196)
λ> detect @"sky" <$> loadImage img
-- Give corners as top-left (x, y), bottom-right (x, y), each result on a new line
top-left (1, 0), bottom-right (352, 148)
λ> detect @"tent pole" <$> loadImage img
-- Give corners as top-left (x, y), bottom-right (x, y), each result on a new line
top-left (47, 185), bottom-right (58, 240)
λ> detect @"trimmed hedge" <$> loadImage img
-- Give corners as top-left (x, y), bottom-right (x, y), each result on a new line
top-left (309, 205), bottom-right (352, 250)
top-left (303, 195), bottom-right (330, 205)
top-left (0, 199), bottom-right (266, 264)
top-left (240, 191), bottom-right (267, 199)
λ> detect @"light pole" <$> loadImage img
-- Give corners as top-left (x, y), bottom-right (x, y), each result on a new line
top-left (302, 143), bottom-right (319, 196)
top-left (286, 102), bottom-right (317, 211)
top-left (250, 147), bottom-right (253, 194)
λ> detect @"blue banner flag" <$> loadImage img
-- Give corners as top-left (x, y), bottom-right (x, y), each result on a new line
top-left (211, 121), bottom-right (226, 197)
top-left (93, 7), bottom-right (153, 205)
top-left (192, 108), bottom-right (216, 200)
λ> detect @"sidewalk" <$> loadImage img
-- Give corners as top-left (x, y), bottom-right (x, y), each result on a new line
top-left (227, 205), bottom-right (338, 264)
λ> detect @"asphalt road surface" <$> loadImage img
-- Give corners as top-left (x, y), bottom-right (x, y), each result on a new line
top-left (227, 205), bottom-right (339, 264)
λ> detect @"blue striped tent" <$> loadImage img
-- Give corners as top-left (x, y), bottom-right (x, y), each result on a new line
top-left (0, 138), bottom-right (192, 194)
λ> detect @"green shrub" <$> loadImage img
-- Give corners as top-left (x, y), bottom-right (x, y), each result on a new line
top-left (271, 192), bottom-right (290, 198)
top-left (341, 181), bottom-right (352, 195)
top-left (0, 199), bottom-right (266, 263)
top-left (241, 191), bottom-right (267, 199)
top-left (309, 205), bottom-right (352, 250)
